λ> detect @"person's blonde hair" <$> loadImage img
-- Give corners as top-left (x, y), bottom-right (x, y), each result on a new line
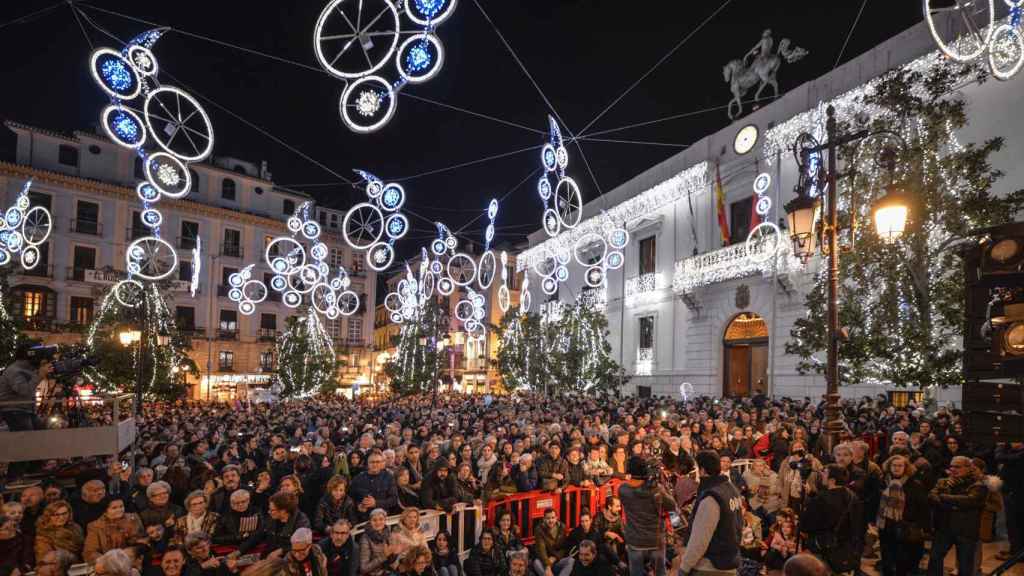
top-left (400, 507), bottom-right (420, 529)
top-left (39, 500), bottom-right (74, 529)
top-left (397, 545), bottom-right (431, 573)
top-left (882, 454), bottom-right (916, 479)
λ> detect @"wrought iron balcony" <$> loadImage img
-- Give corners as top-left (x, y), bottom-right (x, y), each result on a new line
top-left (70, 219), bottom-right (102, 236)
top-left (672, 239), bottom-right (803, 295)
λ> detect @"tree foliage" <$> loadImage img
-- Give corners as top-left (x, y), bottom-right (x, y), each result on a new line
top-left (383, 296), bottom-right (449, 396)
top-left (497, 301), bottom-right (625, 394)
top-left (85, 282), bottom-right (198, 401)
top-left (786, 61), bottom-right (1024, 389)
top-left (274, 308), bottom-right (341, 398)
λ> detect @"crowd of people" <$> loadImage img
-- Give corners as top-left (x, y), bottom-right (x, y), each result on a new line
top-left (0, 392), bottom-right (1020, 576)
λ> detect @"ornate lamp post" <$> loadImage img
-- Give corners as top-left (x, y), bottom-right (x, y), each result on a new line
top-left (784, 105), bottom-right (911, 450)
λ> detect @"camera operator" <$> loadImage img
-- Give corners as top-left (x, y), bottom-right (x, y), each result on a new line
top-left (678, 450), bottom-right (744, 576)
top-left (799, 463), bottom-right (862, 575)
top-left (0, 343), bottom-right (50, 432)
top-left (619, 457), bottom-right (676, 576)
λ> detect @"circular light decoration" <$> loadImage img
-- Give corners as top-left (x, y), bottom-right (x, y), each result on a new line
top-left (541, 144), bottom-right (558, 172)
top-left (384, 292), bottom-right (403, 313)
top-left (3, 231), bottom-right (22, 252)
top-left (608, 228), bottom-right (629, 250)
top-left (405, 0), bottom-right (457, 25)
top-left (145, 152), bottom-right (191, 198)
top-left (733, 124), bottom-right (759, 155)
top-left (21, 207), bottom-right (51, 246)
top-left (455, 300), bottom-right (474, 322)
top-left (541, 276), bottom-right (558, 295)
top-left (283, 291), bottom-right (302, 308)
top-left (755, 196), bottom-right (772, 217)
top-left (126, 45), bottom-right (158, 77)
top-left (340, 76), bottom-right (397, 134)
top-left (239, 300), bottom-right (256, 316)
top-left (114, 279), bottom-right (144, 308)
top-left (606, 250), bottom-right (624, 269)
top-left (338, 291), bottom-right (360, 316)
top-left (429, 260), bottom-right (443, 275)
top-left (923, 0), bottom-right (994, 63)
top-left (448, 253), bottom-right (477, 286)
top-left (314, 0), bottom-right (400, 79)
top-left (136, 182), bottom-right (160, 202)
top-left (102, 106), bottom-right (147, 149)
top-left (301, 220), bottom-right (321, 240)
top-left (543, 209), bottom-right (560, 236)
top-left (437, 276), bottom-right (454, 295)
top-left (753, 172), bottom-right (772, 195)
top-left (243, 280), bottom-right (268, 303)
top-left (4, 208), bottom-right (21, 228)
top-left (228, 288), bottom-right (243, 302)
top-left (127, 236), bottom-right (179, 281)
top-left (342, 202), bottom-right (385, 249)
top-left (397, 34), bottom-right (445, 83)
top-left (989, 24), bottom-right (1024, 80)
top-left (554, 178), bottom-right (582, 229)
top-left (270, 275), bottom-right (288, 291)
top-left (141, 209), bottom-right (163, 228)
top-left (487, 199), bottom-right (499, 220)
top-left (20, 246), bottom-right (39, 270)
top-left (745, 222), bottom-right (783, 264)
top-left (90, 48), bottom-right (141, 100)
top-left (0, 249), bottom-right (9, 267)
top-left (585, 266), bottom-right (605, 287)
top-left (385, 214), bottom-right (409, 240)
top-left (431, 239), bottom-right (446, 255)
top-left (555, 265), bottom-right (569, 282)
top-left (143, 87), bottom-right (215, 162)
top-left (573, 232), bottom-right (608, 267)
top-left (367, 242), bottom-right (394, 271)
top-left (538, 176), bottom-right (552, 200)
top-left (497, 285), bottom-right (510, 312)
top-left (478, 250), bottom-right (496, 289)
top-left (379, 184), bottom-right (405, 211)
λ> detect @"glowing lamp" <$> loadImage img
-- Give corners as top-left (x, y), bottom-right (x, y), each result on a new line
top-left (119, 330), bottom-right (141, 347)
top-left (872, 184), bottom-right (910, 243)
top-left (783, 194), bottom-right (821, 259)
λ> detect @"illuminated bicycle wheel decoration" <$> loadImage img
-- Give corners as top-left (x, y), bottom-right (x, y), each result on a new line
top-left (0, 181), bottom-right (52, 272)
top-left (340, 76), bottom-right (397, 134)
top-left (478, 250), bottom-right (496, 289)
top-left (344, 171), bottom-right (412, 270)
top-left (989, 22), bottom-right (1024, 80)
top-left (554, 178), bottom-right (582, 228)
top-left (923, 0), bottom-right (994, 63)
top-left (367, 242), bottom-right (395, 271)
top-left (114, 279), bottom-right (144, 308)
top-left (343, 202), bottom-right (385, 249)
top-left (313, 0), bottom-right (456, 133)
top-left (143, 87), bottom-right (214, 162)
top-left (745, 222), bottom-right (783, 265)
top-left (127, 237), bottom-right (179, 281)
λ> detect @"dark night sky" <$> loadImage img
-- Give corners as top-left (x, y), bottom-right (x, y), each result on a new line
top-left (0, 0), bottom-right (923, 257)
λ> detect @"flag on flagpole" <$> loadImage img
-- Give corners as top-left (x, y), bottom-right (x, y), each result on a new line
top-left (715, 163), bottom-right (729, 246)
top-left (749, 187), bottom-right (762, 231)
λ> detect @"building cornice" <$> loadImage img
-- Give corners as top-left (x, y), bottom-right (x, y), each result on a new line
top-left (0, 162), bottom-right (291, 232)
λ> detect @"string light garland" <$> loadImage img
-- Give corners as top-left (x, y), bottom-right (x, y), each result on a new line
top-left (313, 0), bottom-right (457, 133)
top-left (672, 238), bottom-right (803, 295)
top-left (0, 180), bottom-right (52, 271)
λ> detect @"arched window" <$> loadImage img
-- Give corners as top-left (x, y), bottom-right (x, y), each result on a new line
top-left (221, 178), bottom-right (236, 201)
top-left (723, 312), bottom-right (769, 398)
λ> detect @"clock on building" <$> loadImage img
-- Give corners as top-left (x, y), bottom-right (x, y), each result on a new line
top-left (734, 124), bottom-right (759, 155)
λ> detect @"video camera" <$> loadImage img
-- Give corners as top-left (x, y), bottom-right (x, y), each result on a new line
top-left (788, 453), bottom-right (814, 481)
top-left (27, 345), bottom-right (99, 380)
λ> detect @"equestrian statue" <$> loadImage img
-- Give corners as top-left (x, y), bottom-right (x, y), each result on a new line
top-left (723, 29), bottom-right (808, 120)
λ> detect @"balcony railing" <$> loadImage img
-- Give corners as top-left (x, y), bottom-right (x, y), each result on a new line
top-left (217, 285), bottom-right (231, 297)
top-left (70, 219), bottom-right (102, 236)
top-left (636, 347), bottom-right (654, 376)
top-left (20, 316), bottom-right (56, 332)
top-left (217, 328), bottom-right (238, 341)
top-left (127, 227), bottom-right (149, 241)
top-left (222, 243), bottom-right (243, 258)
top-left (178, 236), bottom-right (198, 250)
top-left (672, 238), bottom-right (804, 295)
top-left (625, 273), bottom-right (663, 306)
top-left (20, 263), bottom-right (53, 278)
top-left (66, 267), bottom-right (88, 282)
top-left (258, 328), bottom-right (278, 341)
top-left (179, 327), bottom-right (205, 339)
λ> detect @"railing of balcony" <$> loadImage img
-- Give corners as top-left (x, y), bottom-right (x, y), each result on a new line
top-left (70, 219), bottom-right (102, 236)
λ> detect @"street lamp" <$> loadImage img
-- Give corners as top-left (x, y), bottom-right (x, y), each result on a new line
top-left (785, 104), bottom-right (911, 450)
top-left (118, 330), bottom-right (141, 347)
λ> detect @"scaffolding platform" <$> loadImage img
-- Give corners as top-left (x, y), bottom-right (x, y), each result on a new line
top-left (0, 394), bottom-right (136, 463)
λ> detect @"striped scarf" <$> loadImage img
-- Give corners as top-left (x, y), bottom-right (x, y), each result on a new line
top-left (877, 477), bottom-right (906, 529)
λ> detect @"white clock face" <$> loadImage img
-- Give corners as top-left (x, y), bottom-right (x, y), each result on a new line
top-left (734, 124), bottom-right (758, 155)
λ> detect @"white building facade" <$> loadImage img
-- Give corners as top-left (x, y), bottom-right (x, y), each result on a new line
top-left (519, 17), bottom-right (1024, 404)
top-left (0, 122), bottom-right (376, 400)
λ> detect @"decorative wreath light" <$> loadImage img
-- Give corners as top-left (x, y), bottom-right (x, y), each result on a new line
top-left (0, 180), bottom-right (52, 272)
top-left (231, 201), bottom-right (360, 319)
top-left (88, 29), bottom-right (215, 286)
top-left (345, 170), bottom-right (411, 272)
top-left (313, 0), bottom-right (456, 133)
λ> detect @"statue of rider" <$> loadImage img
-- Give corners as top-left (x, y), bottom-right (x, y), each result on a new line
top-left (744, 29), bottom-right (774, 67)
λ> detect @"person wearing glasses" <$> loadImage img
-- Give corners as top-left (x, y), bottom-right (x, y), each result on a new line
top-left (319, 519), bottom-right (357, 576)
top-left (139, 482), bottom-right (182, 531)
top-left (34, 501), bottom-right (83, 562)
top-left (214, 490), bottom-right (262, 547)
top-left (349, 451), bottom-right (399, 522)
top-left (35, 549), bottom-right (75, 576)
top-left (927, 455), bottom-right (987, 576)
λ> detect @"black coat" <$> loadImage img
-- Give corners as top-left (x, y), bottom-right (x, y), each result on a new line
top-left (799, 487), bottom-right (862, 553)
top-left (420, 470), bottom-right (457, 512)
top-left (463, 545), bottom-right (505, 576)
top-left (237, 510), bottom-right (310, 556)
top-left (318, 536), bottom-right (358, 576)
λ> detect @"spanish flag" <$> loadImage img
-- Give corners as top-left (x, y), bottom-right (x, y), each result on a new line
top-left (715, 163), bottom-right (729, 246)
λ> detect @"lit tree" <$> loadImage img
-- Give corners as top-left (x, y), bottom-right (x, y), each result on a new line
top-left (548, 301), bottom-right (625, 393)
top-left (274, 308), bottom-right (341, 398)
top-left (786, 61), bottom-right (1024, 390)
top-left (0, 271), bottom-right (26, 367)
top-left (383, 297), bottom-right (448, 396)
top-left (495, 310), bottom-right (547, 392)
top-left (85, 282), bottom-right (198, 400)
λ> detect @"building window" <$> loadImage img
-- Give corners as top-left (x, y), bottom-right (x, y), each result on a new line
top-left (29, 192), bottom-right (51, 210)
top-left (180, 221), bottom-right (199, 249)
top-left (58, 145), bottom-right (78, 167)
top-left (11, 287), bottom-right (54, 322)
top-left (283, 199), bottom-right (295, 215)
top-left (637, 315), bottom-right (655, 376)
top-left (176, 306), bottom-right (196, 330)
top-left (351, 252), bottom-right (364, 274)
top-left (131, 211), bottom-right (147, 240)
top-left (639, 236), bottom-right (656, 275)
top-left (223, 229), bottom-right (242, 257)
top-left (189, 169), bottom-right (200, 193)
top-left (265, 235), bottom-right (279, 257)
top-left (260, 313), bottom-right (276, 330)
top-left (134, 156), bottom-right (145, 179)
top-left (70, 297), bottom-right (94, 326)
top-left (319, 212), bottom-right (327, 225)
top-left (221, 178), bottom-right (236, 201)
top-left (329, 248), bottom-right (345, 268)
top-left (348, 317), bottom-right (362, 343)
top-left (74, 201), bottom-right (100, 235)
top-left (506, 262), bottom-right (518, 290)
top-left (330, 213), bottom-right (338, 228)
top-left (219, 309), bottom-right (238, 332)
top-left (639, 316), bottom-right (655, 350)
top-left (259, 351), bottom-right (274, 371)
top-left (254, 186), bottom-right (264, 195)
top-left (218, 351), bottom-right (234, 371)
top-left (729, 197), bottom-right (754, 245)
top-left (71, 246), bottom-right (96, 281)
top-left (328, 318), bottom-right (342, 341)
top-left (178, 260), bottom-right (193, 282)
top-left (221, 267), bottom-right (237, 287)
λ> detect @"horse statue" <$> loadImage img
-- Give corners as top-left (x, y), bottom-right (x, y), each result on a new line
top-left (723, 29), bottom-right (808, 120)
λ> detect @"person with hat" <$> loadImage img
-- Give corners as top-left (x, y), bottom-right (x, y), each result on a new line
top-left (677, 450), bottom-right (744, 576)
top-left (420, 461), bottom-right (457, 513)
top-left (618, 455), bottom-right (676, 576)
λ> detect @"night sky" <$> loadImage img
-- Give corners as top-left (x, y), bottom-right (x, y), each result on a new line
top-left (0, 0), bottom-right (922, 260)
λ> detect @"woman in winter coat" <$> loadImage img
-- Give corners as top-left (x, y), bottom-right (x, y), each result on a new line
top-left (476, 445), bottom-right (498, 487)
top-left (493, 510), bottom-right (525, 556)
top-left (83, 497), bottom-right (144, 564)
top-left (396, 545), bottom-right (435, 576)
top-left (396, 468), bottom-right (423, 509)
top-left (774, 441), bottom-right (821, 513)
top-left (463, 529), bottom-right (506, 576)
top-left (430, 531), bottom-right (462, 576)
top-left (876, 454), bottom-right (930, 576)
top-left (359, 509), bottom-right (399, 576)
top-left (315, 475), bottom-right (357, 533)
top-left (34, 500), bottom-right (84, 562)
top-left (453, 463), bottom-right (480, 504)
top-left (390, 508), bottom-right (429, 561)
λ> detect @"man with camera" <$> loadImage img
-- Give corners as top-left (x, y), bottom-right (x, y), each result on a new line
top-left (0, 343), bottom-right (50, 432)
top-left (619, 456), bottom-right (676, 576)
top-left (677, 450), bottom-right (744, 576)
top-left (799, 463), bottom-right (862, 575)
